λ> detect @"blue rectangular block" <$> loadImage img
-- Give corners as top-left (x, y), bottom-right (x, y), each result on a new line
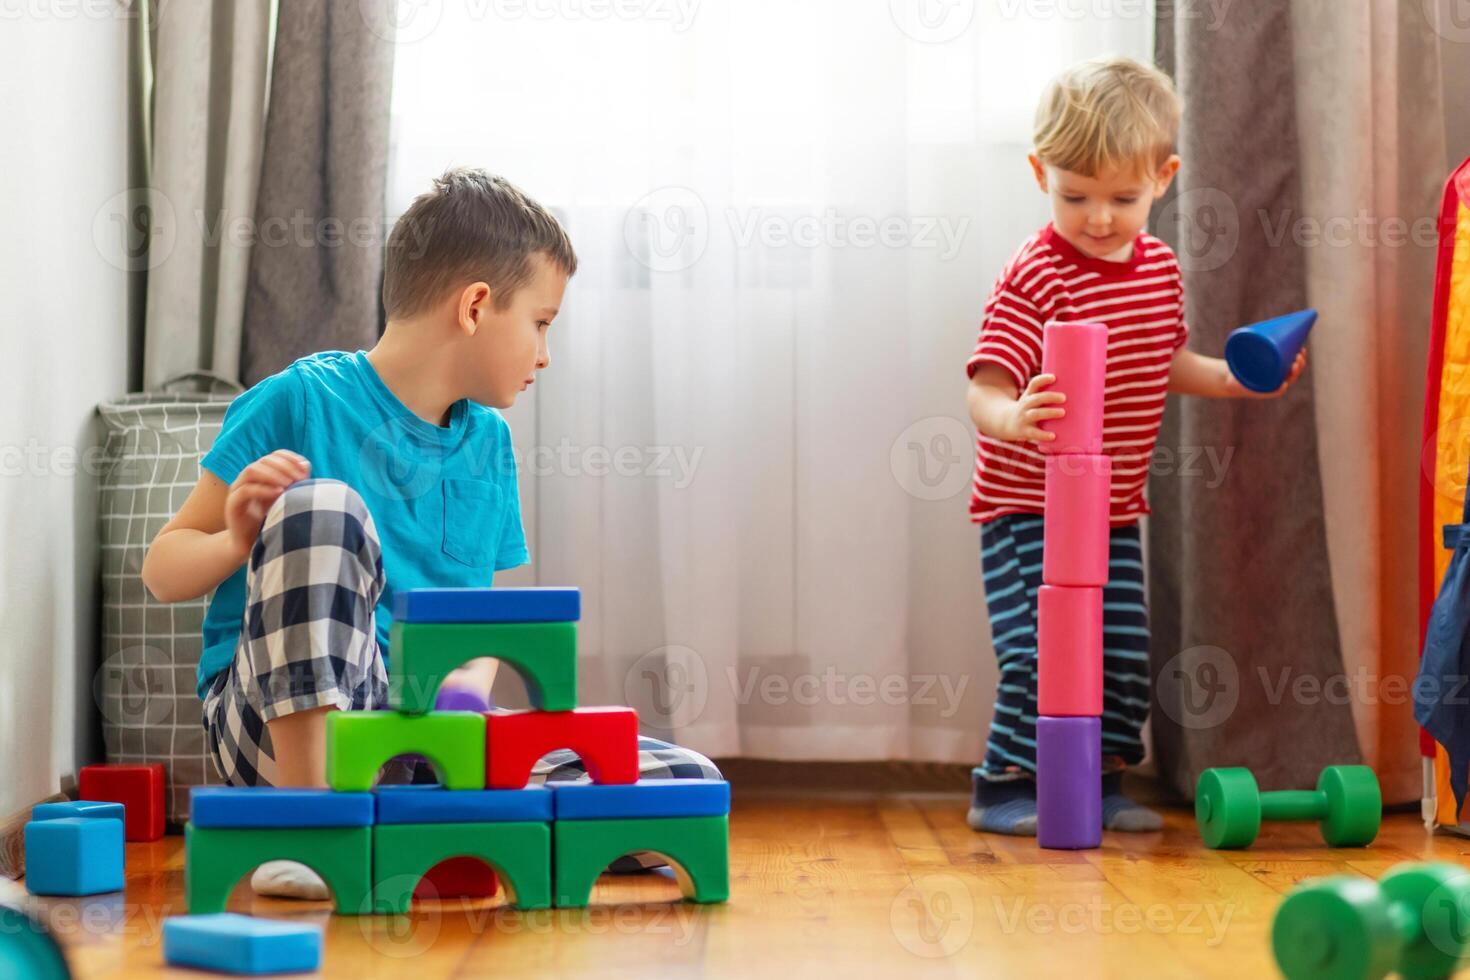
top-left (190, 787), bottom-right (375, 828)
top-left (375, 784), bottom-right (553, 824)
top-left (164, 914), bottom-right (322, 975)
top-left (390, 587), bottom-right (581, 624)
top-left (24, 818), bottom-right (124, 896)
top-left (553, 779), bottom-right (730, 820)
top-left (32, 800), bottom-right (126, 824)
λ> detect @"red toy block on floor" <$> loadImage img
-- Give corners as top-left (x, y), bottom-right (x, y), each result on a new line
top-left (486, 707), bottom-right (639, 789)
top-left (79, 763), bottom-right (165, 841)
top-left (414, 857), bottom-right (499, 902)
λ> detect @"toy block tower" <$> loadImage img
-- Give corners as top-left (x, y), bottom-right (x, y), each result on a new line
top-left (182, 586), bottom-right (730, 918)
top-left (1035, 322), bottom-right (1109, 850)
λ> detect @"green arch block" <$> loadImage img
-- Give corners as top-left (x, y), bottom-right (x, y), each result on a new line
top-left (185, 823), bottom-right (372, 916)
top-left (372, 821), bottom-right (551, 914)
top-left (553, 815), bottom-right (729, 907)
top-left (325, 711), bottom-right (486, 791)
top-left (389, 621), bottom-right (577, 715)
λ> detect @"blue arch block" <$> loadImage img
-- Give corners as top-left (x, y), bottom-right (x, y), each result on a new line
top-left (375, 785), bottom-right (553, 824)
top-left (391, 587), bottom-right (581, 623)
top-left (553, 779), bottom-right (730, 820)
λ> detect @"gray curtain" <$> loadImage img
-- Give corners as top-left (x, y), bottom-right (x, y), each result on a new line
top-left (240, 0), bottom-right (396, 384)
top-left (1149, 2), bottom-right (1357, 796)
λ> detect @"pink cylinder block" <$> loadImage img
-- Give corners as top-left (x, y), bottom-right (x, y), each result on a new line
top-left (1038, 585), bottom-right (1103, 716)
top-left (1039, 321), bottom-right (1107, 455)
top-left (1043, 454), bottom-right (1111, 586)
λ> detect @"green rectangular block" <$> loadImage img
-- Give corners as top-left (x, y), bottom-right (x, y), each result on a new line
top-left (185, 823), bottom-right (372, 916)
top-left (325, 710), bottom-right (486, 791)
top-left (553, 815), bottom-right (729, 907)
top-left (389, 621), bottom-right (578, 714)
top-left (373, 821), bottom-right (551, 913)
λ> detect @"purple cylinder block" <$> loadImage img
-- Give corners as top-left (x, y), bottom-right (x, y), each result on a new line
top-left (1036, 715), bottom-right (1101, 850)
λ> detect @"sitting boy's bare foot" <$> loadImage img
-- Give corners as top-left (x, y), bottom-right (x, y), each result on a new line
top-left (251, 860), bottom-right (328, 900)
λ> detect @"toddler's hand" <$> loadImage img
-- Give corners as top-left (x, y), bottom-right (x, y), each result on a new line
top-left (1004, 373), bottom-right (1067, 443)
top-left (225, 450), bottom-right (310, 560)
top-left (1228, 348), bottom-right (1308, 399)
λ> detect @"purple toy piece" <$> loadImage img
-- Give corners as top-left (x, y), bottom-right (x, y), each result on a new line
top-left (1036, 715), bottom-right (1101, 849)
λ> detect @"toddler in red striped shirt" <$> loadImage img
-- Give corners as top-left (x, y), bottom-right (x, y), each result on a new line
top-left (963, 56), bottom-right (1307, 836)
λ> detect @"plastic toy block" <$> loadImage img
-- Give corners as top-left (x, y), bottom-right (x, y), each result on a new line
top-left (415, 857), bottom-right (499, 902)
top-left (1196, 765), bottom-right (1381, 850)
top-left (375, 784), bottom-right (552, 824)
top-left (163, 913), bottom-right (322, 975)
top-left (373, 821), bottom-right (550, 913)
top-left (1271, 862), bottom-right (1470, 980)
top-left (0, 905), bottom-right (70, 980)
top-left (553, 779), bottom-right (731, 821)
top-left (190, 787), bottom-right (374, 828)
top-left (1042, 454), bottom-right (1111, 587)
top-left (553, 815), bottom-right (729, 907)
top-left (79, 763), bottom-right (165, 841)
top-left (1036, 716), bottom-right (1101, 850)
top-left (325, 710), bottom-right (486, 792)
top-left (31, 800), bottom-right (125, 824)
top-left (23, 817), bottom-right (124, 896)
top-left (1037, 585), bottom-right (1103, 716)
top-left (185, 823), bottom-right (372, 915)
top-left (486, 707), bottom-right (639, 789)
top-left (392, 587), bottom-right (581, 624)
top-left (389, 621), bottom-right (577, 715)
top-left (1039, 321), bottom-right (1107, 455)
top-left (1226, 308), bottom-right (1316, 394)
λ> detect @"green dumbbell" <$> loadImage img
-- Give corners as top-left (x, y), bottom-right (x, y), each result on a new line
top-left (1195, 765), bottom-right (1380, 849)
top-left (1272, 863), bottom-right (1470, 980)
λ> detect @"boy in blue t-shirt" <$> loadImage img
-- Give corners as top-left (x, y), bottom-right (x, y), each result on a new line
top-left (144, 169), bottom-right (719, 898)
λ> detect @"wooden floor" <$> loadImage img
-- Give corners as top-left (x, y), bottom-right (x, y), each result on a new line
top-left (28, 793), bottom-right (1470, 978)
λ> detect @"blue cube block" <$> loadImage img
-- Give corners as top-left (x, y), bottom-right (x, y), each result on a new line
top-left (374, 784), bottom-right (552, 824)
top-left (24, 818), bottom-right (124, 896)
top-left (553, 779), bottom-right (730, 820)
top-left (163, 914), bottom-right (322, 975)
top-left (190, 787), bottom-right (375, 828)
top-left (390, 587), bottom-right (581, 623)
top-left (31, 800), bottom-right (126, 825)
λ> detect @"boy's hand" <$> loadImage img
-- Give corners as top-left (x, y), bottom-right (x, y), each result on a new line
top-left (224, 450), bottom-right (311, 559)
top-left (1227, 348), bottom-right (1308, 399)
top-left (1004, 373), bottom-right (1067, 443)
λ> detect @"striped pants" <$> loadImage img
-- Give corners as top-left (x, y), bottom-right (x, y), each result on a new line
top-left (977, 513), bottom-right (1150, 780)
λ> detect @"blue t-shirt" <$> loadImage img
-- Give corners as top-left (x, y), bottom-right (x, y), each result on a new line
top-left (195, 350), bottom-right (529, 698)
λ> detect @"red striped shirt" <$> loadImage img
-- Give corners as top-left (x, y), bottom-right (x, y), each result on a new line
top-left (966, 224), bottom-right (1188, 526)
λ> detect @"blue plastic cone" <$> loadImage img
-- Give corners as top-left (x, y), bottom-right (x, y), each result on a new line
top-left (1224, 309), bottom-right (1317, 394)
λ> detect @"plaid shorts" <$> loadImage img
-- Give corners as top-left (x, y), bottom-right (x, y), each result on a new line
top-left (202, 479), bottom-right (722, 791)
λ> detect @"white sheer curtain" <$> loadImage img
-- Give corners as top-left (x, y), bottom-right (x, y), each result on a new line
top-left (387, 1), bottom-right (1152, 761)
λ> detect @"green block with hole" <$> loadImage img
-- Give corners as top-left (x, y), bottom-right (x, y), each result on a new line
top-left (373, 821), bottom-right (551, 914)
top-left (325, 710), bottom-right (486, 791)
top-left (553, 815), bottom-right (729, 907)
top-left (389, 621), bottom-right (578, 714)
top-left (185, 823), bottom-right (372, 915)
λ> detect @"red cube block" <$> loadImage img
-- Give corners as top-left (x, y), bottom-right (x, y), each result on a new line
top-left (78, 763), bottom-right (165, 841)
top-left (485, 707), bottom-right (639, 789)
top-left (413, 857), bottom-right (499, 901)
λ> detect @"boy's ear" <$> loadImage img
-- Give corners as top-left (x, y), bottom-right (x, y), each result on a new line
top-left (457, 282), bottom-right (493, 336)
top-left (1028, 154), bottom-right (1049, 192)
top-left (1153, 155), bottom-right (1182, 197)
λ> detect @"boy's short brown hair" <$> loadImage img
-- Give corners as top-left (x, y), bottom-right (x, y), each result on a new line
top-left (1033, 56), bottom-right (1181, 179)
top-left (382, 168), bottom-right (577, 320)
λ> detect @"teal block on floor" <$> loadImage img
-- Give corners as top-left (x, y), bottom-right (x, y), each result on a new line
top-left (31, 800), bottom-right (126, 824)
top-left (24, 818), bottom-right (124, 896)
top-left (163, 913), bottom-right (323, 974)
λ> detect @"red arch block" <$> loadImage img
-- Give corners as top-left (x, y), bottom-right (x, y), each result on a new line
top-left (485, 708), bottom-right (639, 789)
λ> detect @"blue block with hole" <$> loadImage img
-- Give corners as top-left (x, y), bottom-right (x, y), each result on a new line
top-left (23, 817), bottom-right (124, 896)
top-left (390, 587), bottom-right (581, 623)
top-left (553, 779), bottom-right (730, 820)
top-left (31, 800), bottom-right (126, 824)
top-left (163, 913), bottom-right (322, 974)
top-left (375, 784), bottom-right (553, 824)
top-left (190, 787), bottom-right (375, 828)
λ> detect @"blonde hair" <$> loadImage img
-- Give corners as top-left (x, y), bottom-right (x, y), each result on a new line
top-left (1033, 56), bottom-right (1181, 179)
